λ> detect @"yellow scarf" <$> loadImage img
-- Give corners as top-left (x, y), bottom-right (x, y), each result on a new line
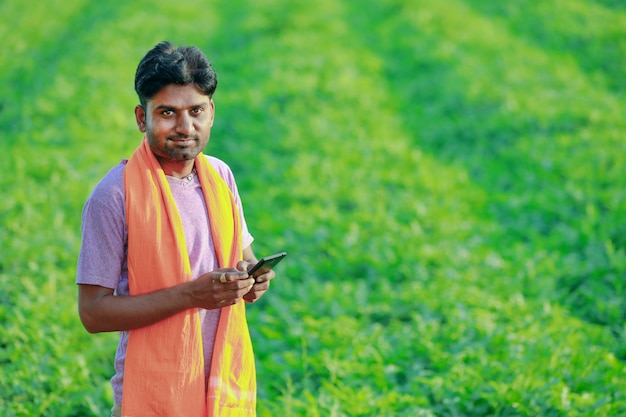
top-left (122, 137), bottom-right (256, 416)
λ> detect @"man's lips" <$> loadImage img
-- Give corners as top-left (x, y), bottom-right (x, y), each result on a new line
top-left (168, 137), bottom-right (197, 146)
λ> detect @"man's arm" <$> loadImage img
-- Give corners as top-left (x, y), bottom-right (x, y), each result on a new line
top-left (78, 268), bottom-right (253, 333)
top-left (242, 246), bottom-right (258, 267)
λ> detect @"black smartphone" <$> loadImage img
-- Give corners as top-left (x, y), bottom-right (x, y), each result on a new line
top-left (248, 251), bottom-right (287, 279)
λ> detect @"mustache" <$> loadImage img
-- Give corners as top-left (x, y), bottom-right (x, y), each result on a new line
top-left (167, 135), bottom-right (199, 141)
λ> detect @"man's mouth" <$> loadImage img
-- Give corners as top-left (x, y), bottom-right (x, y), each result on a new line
top-left (168, 136), bottom-right (197, 146)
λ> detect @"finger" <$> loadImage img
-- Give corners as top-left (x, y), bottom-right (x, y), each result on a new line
top-left (254, 269), bottom-right (275, 283)
top-left (253, 280), bottom-right (270, 291)
top-left (221, 280), bottom-right (255, 299)
top-left (240, 277), bottom-right (256, 289)
top-left (236, 260), bottom-right (251, 272)
top-left (217, 271), bottom-right (249, 283)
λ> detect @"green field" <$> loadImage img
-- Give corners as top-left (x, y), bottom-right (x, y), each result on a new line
top-left (1, 0), bottom-right (625, 416)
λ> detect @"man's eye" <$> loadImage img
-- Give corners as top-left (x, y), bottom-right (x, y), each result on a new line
top-left (161, 110), bottom-right (174, 116)
top-left (192, 107), bottom-right (204, 115)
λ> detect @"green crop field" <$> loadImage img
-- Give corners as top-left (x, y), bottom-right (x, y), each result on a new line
top-left (1, 0), bottom-right (625, 416)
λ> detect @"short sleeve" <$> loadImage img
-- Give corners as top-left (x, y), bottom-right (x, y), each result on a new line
top-left (76, 164), bottom-right (127, 289)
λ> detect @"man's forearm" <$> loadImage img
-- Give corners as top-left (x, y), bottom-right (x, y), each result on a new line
top-left (242, 246), bottom-right (258, 267)
top-left (78, 268), bottom-right (252, 333)
top-left (78, 283), bottom-right (195, 333)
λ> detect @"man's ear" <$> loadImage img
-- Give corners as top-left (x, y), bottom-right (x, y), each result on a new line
top-left (135, 105), bottom-right (147, 132)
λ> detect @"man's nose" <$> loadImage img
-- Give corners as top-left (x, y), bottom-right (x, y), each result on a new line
top-left (176, 112), bottom-right (193, 135)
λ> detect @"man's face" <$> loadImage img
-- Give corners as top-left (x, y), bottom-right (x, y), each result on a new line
top-left (135, 84), bottom-right (215, 164)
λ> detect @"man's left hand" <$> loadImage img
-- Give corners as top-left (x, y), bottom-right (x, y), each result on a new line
top-left (236, 260), bottom-right (275, 303)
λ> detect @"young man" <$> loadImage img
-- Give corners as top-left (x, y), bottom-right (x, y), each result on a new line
top-left (76, 41), bottom-right (272, 417)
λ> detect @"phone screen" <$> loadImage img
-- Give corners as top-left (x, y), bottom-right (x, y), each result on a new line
top-left (249, 251), bottom-right (287, 279)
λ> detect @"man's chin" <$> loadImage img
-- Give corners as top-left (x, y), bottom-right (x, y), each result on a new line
top-left (167, 147), bottom-right (202, 161)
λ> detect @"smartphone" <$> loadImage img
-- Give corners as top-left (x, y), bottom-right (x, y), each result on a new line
top-left (248, 251), bottom-right (287, 279)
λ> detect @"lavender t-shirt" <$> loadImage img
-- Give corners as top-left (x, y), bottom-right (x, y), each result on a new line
top-left (76, 155), bottom-right (253, 406)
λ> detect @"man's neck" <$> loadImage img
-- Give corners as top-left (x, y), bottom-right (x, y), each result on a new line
top-left (156, 158), bottom-right (195, 179)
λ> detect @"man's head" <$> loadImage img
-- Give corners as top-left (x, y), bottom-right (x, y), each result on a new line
top-left (135, 41), bottom-right (217, 108)
top-left (134, 41), bottom-right (218, 171)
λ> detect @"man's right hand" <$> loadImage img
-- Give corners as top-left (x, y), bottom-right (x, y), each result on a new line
top-left (187, 268), bottom-right (254, 309)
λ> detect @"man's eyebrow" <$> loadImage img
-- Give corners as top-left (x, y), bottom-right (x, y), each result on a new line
top-left (152, 104), bottom-right (176, 112)
top-left (153, 102), bottom-right (210, 111)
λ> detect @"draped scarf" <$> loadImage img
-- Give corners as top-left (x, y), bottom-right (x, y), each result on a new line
top-left (122, 137), bottom-right (256, 416)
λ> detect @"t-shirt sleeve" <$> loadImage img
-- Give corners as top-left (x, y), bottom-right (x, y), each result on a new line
top-left (76, 166), bottom-right (127, 289)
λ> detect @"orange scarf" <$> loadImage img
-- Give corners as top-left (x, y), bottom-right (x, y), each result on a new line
top-left (122, 137), bottom-right (256, 416)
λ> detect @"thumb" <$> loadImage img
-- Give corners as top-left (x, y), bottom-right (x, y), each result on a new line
top-left (236, 260), bottom-right (251, 273)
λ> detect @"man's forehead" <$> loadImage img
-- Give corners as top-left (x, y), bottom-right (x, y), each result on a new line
top-left (148, 84), bottom-right (212, 108)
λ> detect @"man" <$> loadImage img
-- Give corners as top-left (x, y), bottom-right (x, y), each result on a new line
top-left (76, 41), bottom-right (272, 417)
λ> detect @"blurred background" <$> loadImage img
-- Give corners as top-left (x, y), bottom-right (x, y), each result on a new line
top-left (1, 0), bottom-right (625, 415)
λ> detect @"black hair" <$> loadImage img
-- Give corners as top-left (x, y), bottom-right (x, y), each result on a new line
top-left (134, 41), bottom-right (217, 107)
